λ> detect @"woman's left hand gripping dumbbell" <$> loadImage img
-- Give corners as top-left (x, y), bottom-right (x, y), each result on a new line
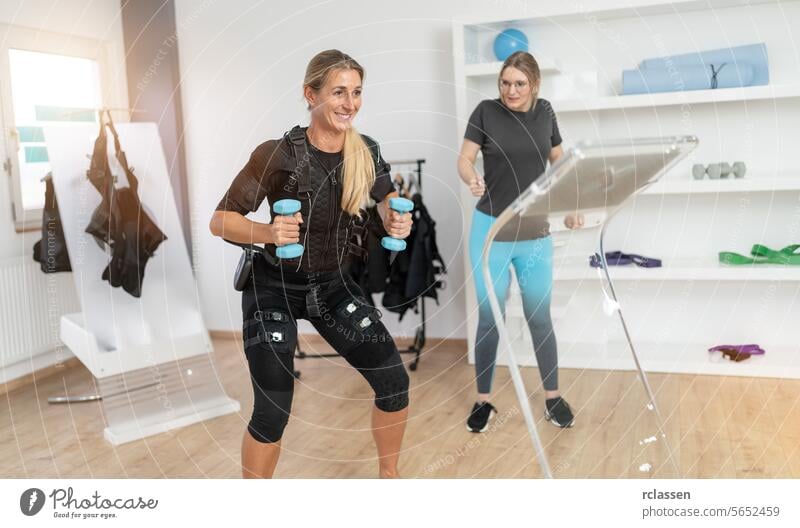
top-left (383, 200), bottom-right (413, 241)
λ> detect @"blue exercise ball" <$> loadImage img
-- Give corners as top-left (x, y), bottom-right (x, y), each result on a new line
top-left (494, 28), bottom-right (529, 61)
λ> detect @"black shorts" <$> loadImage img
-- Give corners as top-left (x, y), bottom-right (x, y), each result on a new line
top-left (240, 266), bottom-right (410, 443)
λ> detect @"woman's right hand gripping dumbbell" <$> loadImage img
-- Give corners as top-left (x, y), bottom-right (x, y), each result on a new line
top-left (268, 211), bottom-right (303, 246)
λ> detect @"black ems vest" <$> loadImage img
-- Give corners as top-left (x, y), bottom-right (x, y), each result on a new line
top-left (263, 126), bottom-right (370, 273)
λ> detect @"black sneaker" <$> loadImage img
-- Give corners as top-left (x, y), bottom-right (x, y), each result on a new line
top-left (545, 397), bottom-right (575, 428)
top-left (466, 402), bottom-right (497, 433)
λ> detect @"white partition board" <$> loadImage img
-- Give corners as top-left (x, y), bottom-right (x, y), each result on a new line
top-left (44, 122), bottom-right (209, 377)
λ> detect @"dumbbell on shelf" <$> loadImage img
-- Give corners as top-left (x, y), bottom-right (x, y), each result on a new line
top-left (692, 161), bottom-right (747, 180)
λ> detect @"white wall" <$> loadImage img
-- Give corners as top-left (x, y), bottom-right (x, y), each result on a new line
top-left (0, 0), bottom-right (128, 260)
top-left (177, 0), bottom-right (581, 339)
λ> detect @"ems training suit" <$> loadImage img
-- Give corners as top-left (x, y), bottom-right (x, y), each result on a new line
top-left (464, 98), bottom-right (562, 394)
top-left (216, 126), bottom-right (410, 443)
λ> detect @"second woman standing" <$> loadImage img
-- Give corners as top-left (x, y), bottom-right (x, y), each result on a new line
top-left (457, 51), bottom-right (583, 433)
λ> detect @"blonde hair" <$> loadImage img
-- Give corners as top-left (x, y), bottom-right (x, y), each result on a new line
top-left (304, 49), bottom-right (374, 216)
top-left (498, 51), bottom-right (541, 108)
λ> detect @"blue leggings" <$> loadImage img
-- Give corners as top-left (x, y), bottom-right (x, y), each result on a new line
top-left (469, 209), bottom-right (558, 393)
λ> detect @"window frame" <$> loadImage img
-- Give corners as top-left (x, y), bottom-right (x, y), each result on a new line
top-left (0, 23), bottom-right (116, 232)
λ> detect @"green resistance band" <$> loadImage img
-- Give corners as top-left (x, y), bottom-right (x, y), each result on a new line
top-left (719, 244), bottom-right (800, 265)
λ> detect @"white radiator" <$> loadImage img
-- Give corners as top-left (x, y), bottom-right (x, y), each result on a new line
top-left (0, 256), bottom-right (80, 368)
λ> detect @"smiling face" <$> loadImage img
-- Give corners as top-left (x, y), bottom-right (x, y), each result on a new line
top-left (499, 66), bottom-right (537, 112)
top-left (305, 68), bottom-right (362, 134)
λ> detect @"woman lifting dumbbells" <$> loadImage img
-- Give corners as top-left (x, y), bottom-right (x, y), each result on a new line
top-left (209, 50), bottom-right (413, 478)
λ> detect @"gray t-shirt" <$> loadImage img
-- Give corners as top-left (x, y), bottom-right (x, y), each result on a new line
top-left (465, 98), bottom-right (562, 237)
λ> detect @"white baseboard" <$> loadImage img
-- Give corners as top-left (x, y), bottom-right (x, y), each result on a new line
top-left (0, 346), bottom-right (76, 386)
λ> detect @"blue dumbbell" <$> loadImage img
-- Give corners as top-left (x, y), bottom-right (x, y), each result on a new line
top-left (272, 199), bottom-right (304, 259)
top-left (381, 197), bottom-right (414, 251)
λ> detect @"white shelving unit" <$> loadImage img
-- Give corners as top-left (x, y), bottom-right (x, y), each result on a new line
top-left (552, 259), bottom-right (800, 282)
top-left (505, 335), bottom-right (798, 379)
top-left (556, 83), bottom-right (800, 112)
top-left (644, 176), bottom-right (800, 194)
top-left (464, 58), bottom-right (561, 77)
top-left (453, 0), bottom-right (800, 379)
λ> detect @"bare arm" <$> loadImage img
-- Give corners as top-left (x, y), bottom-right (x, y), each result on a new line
top-left (549, 144), bottom-right (564, 164)
top-left (457, 139), bottom-right (486, 197)
top-left (208, 209), bottom-right (301, 246)
top-left (548, 144), bottom-right (584, 229)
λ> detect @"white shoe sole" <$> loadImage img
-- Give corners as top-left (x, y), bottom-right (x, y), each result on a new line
top-left (466, 409), bottom-right (496, 433)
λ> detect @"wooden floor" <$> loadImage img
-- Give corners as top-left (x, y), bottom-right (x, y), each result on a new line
top-left (2, 335), bottom-right (800, 478)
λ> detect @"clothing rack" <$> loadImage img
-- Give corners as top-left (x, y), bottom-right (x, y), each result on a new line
top-left (295, 159), bottom-right (429, 371)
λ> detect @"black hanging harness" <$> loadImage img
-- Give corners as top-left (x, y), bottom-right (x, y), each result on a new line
top-left (85, 111), bottom-right (168, 297)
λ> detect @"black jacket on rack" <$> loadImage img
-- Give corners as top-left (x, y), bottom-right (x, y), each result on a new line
top-left (381, 193), bottom-right (446, 320)
top-left (347, 205), bottom-right (390, 296)
top-left (404, 193), bottom-right (446, 300)
top-left (32, 174), bottom-right (72, 273)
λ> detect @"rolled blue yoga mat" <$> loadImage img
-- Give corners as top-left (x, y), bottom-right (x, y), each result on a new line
top-left (623, 62), bottom-right (755, 95)
top-left (639, 43), bottom-right (769, 86)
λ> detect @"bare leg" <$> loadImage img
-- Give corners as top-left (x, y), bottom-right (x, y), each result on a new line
top-left (371, 406), bottom-right (408, 478)
top-left (477, 393), bottom-right (491, 402)
top-left (241, 429), bottom-right (281, 478)
top-left (545, 390), bottom-right (560, 399)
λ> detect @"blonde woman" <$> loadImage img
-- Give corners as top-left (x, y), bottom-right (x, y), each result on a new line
top-left (457, 51), bottom-right (583, 433)
top-left (210, 50), bottom-right (412, 478)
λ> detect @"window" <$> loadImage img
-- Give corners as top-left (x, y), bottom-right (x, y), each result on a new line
top-left (0, 25), bottom-right (113, 231)
top-left (8, 49), bottom-right (102, 211)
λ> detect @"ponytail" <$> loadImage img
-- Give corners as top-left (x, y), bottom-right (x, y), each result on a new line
top-left (341, 127), bottom-right (375, 216)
